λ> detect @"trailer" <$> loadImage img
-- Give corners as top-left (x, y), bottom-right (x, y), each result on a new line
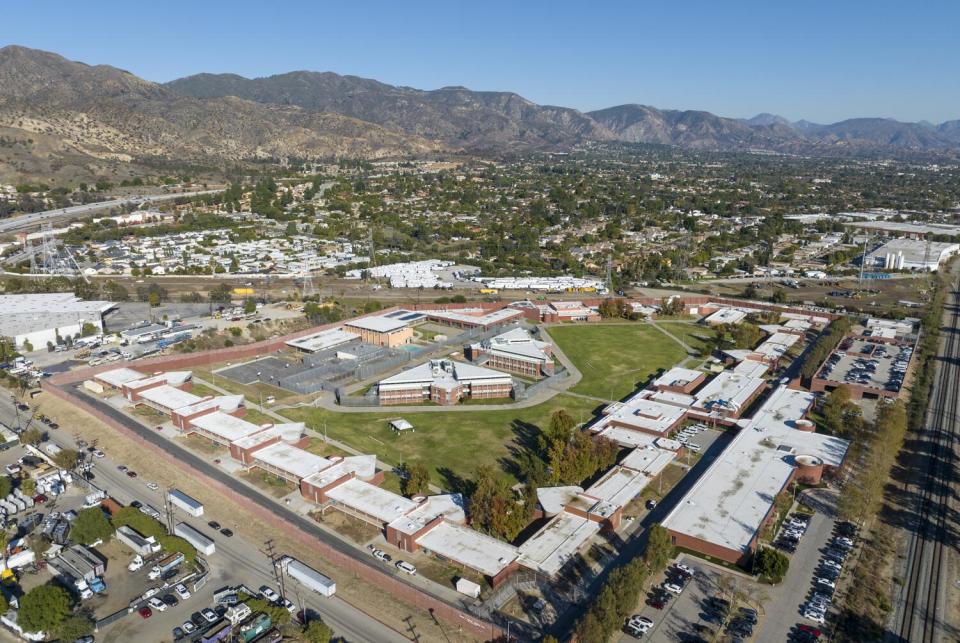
top-left (148, 551), bottom-right (185, 579)
top-left (199, 619), bottom-right (232, 643)
top-left (167, 489), bottom-right (204, 517)
top-left (174, 522), bottom-right (215, 556)
top-left (276, 556), bottom-right (335, 597)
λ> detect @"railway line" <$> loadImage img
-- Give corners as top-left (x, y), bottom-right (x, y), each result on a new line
top-left (894, 270), bottom-right (960, 643)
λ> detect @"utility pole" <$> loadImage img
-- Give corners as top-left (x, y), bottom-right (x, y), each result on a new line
top-left (262, 539), bottom-right (284, 597)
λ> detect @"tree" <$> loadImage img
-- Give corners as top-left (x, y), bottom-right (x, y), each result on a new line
top-left (753, 547), bottom-right (789, 583)
top-left (52, 449), bottom-right (79, 470)
top-left (243, 298), bottom-right (257, 314)
top-left (400, 462), bottom-right (431, 497)
top-left (770, 288), bottom-right (788, 304)
top-left (300, 619), bottom-right (333, 643)
top-left (245, 598), bottom-right (290, 626)
top-left (80, 322), bottom-right (98, 337)
top-left (644, 524), bottom-right (674, 572)
top-left (17, 585), bottom-right (72, 633)
top-left (70, 507), bottom-right (114, 545)
top-left (20, 427), bottom-right (43, 446)
top-left (209, 283), bottom-right (233, 303)
top-left (148, 291), bottom-right (161, 307)
top-left (56, 615), bottom-right (94, 641)
top-left (0, 592), bottom-right (7, 614)
top-left (0, 476), bottom-right (10, 500)
top-left (21, 477), bottom-right (36, 495)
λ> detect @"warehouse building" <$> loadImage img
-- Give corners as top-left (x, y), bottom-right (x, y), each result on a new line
top-left (865, 238), bottom-right (960, 272)
top-left (0, 293), bottom-right (115, 351)
top-left (662, 387), bottom-right (849, 565)
top-left (465, 327), bottom-right (555, 378)
top-left (377, 359), bottom-right (513, 405)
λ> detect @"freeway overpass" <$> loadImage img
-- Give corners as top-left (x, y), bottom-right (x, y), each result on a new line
top-left (0, 189), bottom-right (223, 234)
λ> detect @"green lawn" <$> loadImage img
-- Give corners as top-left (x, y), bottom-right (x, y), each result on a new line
top-left (279, 394), bottom-right (601, 488)
top-left (548, 323), bottom-right (692, 399)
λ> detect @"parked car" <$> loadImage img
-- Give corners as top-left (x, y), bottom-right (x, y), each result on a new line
top-left (174, 583), bottom-right (191, 600)
top-left (259, 586), bottom-right (280, 603)
top-left (220, 528), bottom-right (233, 537)
top-left (201, 608), bottom-right (218, 623)
top-left (181, 621), bottom-right (196, 635)
top-left (139, 606), bottom-right (152, 619)
top-left (208, 521), bottom-right (221, 530)
top-left (371, 549), bottom-right (391, 563)
top-left (148, 596), bottom-right (167, 612)
top-left (663, 582), bottom-right (683, 595)
top-left (395, 560), bottom-right (417, 575)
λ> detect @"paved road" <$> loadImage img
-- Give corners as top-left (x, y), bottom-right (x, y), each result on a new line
top-left (0, 393), bottom-right (408, 643)
top-left (52, 384), bottom-right (490, 631)
top-left (0, 190), bottom-right (222, 233)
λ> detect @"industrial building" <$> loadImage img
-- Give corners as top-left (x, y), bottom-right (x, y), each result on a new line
top-left (465, 327), bottom-right (555, 378)
top-left (377, 359), bottom-right (514, 405)
top-left (865, 238), bottom-right (960, 272)
top-left (0, 293), bottom-right (115, 350)
top-left (285, 328), bottom-right (358, 353)
top-left (661, 386), bottom-right (849, 565)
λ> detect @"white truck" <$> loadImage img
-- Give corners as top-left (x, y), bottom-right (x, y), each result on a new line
top-left (276, 556), bottom-right (335, 597)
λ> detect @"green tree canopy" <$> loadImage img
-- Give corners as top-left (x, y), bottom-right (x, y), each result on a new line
top-left (18, 585), bottom-right (72, 633)
top-left (754, 547), bottom-right (789, 583)
top-left (52, 448), bottom-right (79, 470)
top-left (300, 619), bottom-right (333, 643)
top-left (56, 615), bottom-right (94, 641)
top-left (70, 507), bottom-right (114, 545)
top-left (399, 462), bottom-right (431, 497)
top-left (644, 524), bottom-right (675, 572)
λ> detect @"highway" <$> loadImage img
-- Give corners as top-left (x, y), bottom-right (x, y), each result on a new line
top-left (893, 264), bottom-right (960, 643)
top-left (0, 394), bottom-right (407, 643)
top-left (0, 190), bottom-right (223, 233)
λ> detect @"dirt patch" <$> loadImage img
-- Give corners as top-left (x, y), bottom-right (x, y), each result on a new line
top-left (31, 392), bottom-right (483, 643)
top-left (237, 469), bottom-right (295, 499)
top-left (311, 509), bottom-right (381, 544)
top-left (174, 434), bottom-right (227, 458)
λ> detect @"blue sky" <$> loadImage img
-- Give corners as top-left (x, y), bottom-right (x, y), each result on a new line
top-left (2, 0), bottom-right (957, 123)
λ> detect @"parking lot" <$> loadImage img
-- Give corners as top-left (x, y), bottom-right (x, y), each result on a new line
top-left (818, 338), bottom-right (912, 394)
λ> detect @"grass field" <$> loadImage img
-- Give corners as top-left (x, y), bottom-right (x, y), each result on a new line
top-left (548, 322), bottom-right (694, 400)
top-left (280, 393), bottom-right (601, 488)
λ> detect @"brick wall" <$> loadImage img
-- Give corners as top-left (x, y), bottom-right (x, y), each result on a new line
top-left (42, 382), bottom-right (503, 641)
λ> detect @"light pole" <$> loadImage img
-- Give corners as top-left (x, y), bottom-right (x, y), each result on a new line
top-left (256, 371), bottom-right (263, 409)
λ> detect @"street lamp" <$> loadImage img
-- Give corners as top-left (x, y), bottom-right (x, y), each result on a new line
top-left (256, 371), bottom-right (263, 408)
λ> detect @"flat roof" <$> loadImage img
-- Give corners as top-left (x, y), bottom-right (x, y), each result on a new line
top-left (96, 367), bottom-right (144, 387)
top-left (138, 384), bottom-right (201, 411)
top-left (619, 446), bottom-right (675, 477)
top-left (253, 443), bottom-right (331, 479)
top-left (126, 371), bottom-right (192, 389)
top-left (693, 371), bottom-right (766, 413)
top-left (344, 315), bottom-right (409, 333)
top-left (517, 512), bottom-right (600, 576)
top-left (191, 412), bottom-right (265, 443)
top-left (585, 467), bottom-right (649, 509)
top-left (416, 521), bottom-right (519, 578)
top-left (536, 486), bottom-right (583, 515)
top-left (286, 328), bottom-right (358, 352)
top-left (325, 478), bottom-right (417, 523)
top-left (594, 425), bottom-right (662, 449)
top-left (662, 387), bottom-right (848, 555)
top-left (388, 494), bottom-right (466, 536)
top-left (752, 332), bottom-right (801, 360)
top-left (732, 361), bottom-right (770, 378)
top-left (705, 308), bottom-right (748, 325)
top-left (599, 394), bottom-right (686, 435)
top-left (426, 307), bottom-right (522, 326)
top-left (0, 294), bottom-right (115, 337)
top-left (653, 367), bottom-right (705, 390)
top-left (379, 359), bottom-right (511, 388)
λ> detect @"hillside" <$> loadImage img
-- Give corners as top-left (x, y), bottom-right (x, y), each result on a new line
top-left (0, 45), bottom-right (440, 182)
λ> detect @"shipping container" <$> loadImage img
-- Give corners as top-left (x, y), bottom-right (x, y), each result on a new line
top-left (173, 522), bottom-right (215, 556)
top-left (276, 556), bottom-right (335, 597)
top-left (167, 489), bottom-right (204, 517)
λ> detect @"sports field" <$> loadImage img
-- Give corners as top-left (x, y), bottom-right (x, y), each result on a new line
top-left (548, 322), bottom-right (703, 400)
top-left (280, 393), bottom-right (601, 487)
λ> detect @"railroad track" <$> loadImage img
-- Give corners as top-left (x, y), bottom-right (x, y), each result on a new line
top-left (896, 274), bottom-right (960, 643)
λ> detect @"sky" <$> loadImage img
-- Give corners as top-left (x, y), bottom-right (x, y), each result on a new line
top-left (2, 0), bottom-right (958, 123)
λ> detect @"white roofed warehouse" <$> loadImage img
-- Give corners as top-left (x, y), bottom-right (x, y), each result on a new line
top-left (0, 293), bottom-right (115, 351)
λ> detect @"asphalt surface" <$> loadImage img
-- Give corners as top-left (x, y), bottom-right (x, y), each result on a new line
top-left (0, 190), bottom-right (222, 233)
top-left (0, 393), bottom-right (407, 643)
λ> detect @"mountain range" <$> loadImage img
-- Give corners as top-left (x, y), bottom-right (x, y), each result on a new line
top-left (1, 44), bottom-right (958, 182)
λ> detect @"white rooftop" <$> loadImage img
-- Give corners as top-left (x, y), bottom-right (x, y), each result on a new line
top-left (732, 361), bottom-right (770, 379)
top-left (704, 307), bottom-right (748, 325)
top-left (253, 442), bottom-right (331, 479)
top-left (96, 367), bottom-right (144, 388)
top-left (0, 293), bottom-right (115, 337)
top-left (517, 512), bottom-right (600, 576)
top-left (599, 394), bottom-right (686, 435)
top-left (653, 367), bottom-right (704, 390)
top-left (662, 386), bottom-right (849, 555)
top-left (175, 394), bottom-right (244, 417)
top-left (190, 411), bottom-right (265, 443)
top-left (345, 315), bottom-right (409, 333)
top-left (620, 446), bottom-right (676, 477)
top-left (427, 308), bottom-right (522, 326)
top-left (325, 478), bottom-right (417, 523)
top-left (416, 521), bottom-right (519, 578)
top-left (138, 384), bottom-right (201, 411)
top-left (594, 425), bottom-right (662, 449)
top-left (693, 371), bottom-right (766, 414)
top-left (388, 494), bottom-right (466, 536)
top-left (285, 328), bottom-right (358, 352)
top-left (536, 486), bottom-right (583, 515)
top-left (379, 359), bottom-right (511, 389)
top-left (585, 466), bottom-right (649, 508)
